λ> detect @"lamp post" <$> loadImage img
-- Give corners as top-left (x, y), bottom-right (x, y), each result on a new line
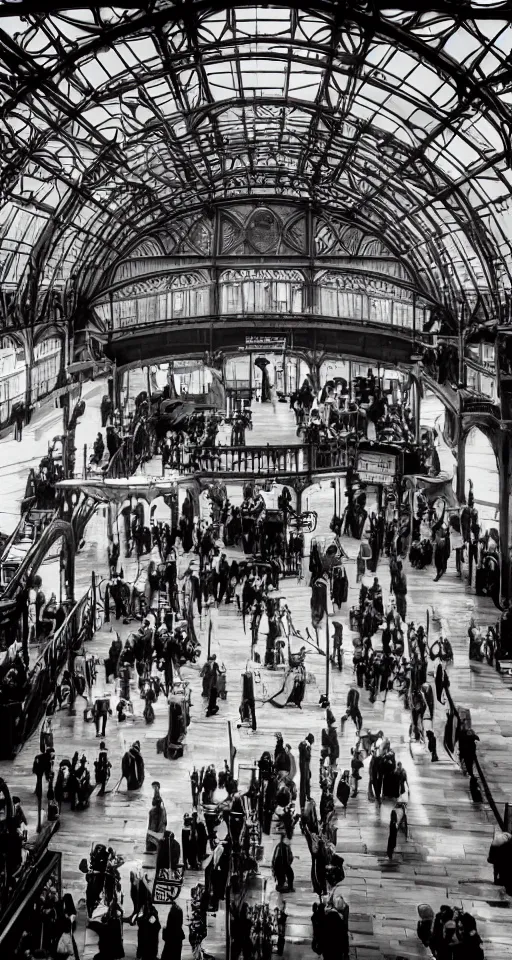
top-left (325, 612), bottom-right (330, 703)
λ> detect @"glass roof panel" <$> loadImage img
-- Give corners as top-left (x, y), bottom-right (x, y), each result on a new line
top-left (0, 1), bottom-right (508, 315)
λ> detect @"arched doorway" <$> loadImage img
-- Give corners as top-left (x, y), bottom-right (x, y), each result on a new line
top-left (464, 427), bottom-right (499, 533)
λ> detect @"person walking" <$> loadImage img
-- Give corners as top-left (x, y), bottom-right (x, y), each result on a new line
top-left (387, 809), bottom-right (398, 859)
top-left (272, 836), bottom-right (295, 893)
top-left (93, 696), bottom-right (111, 738)
top-left (336, 770), bottom-right (350, 814)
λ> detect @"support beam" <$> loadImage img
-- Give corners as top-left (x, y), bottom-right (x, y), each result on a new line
top-left (499, 432), bottom-right (512, 608)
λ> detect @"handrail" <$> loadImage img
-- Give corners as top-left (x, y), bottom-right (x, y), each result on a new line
top-left (444, 679), bottom-right (505, 832)
top-left (29, 588), bottom-right (91, 680)
top-left (15, 585), bottom-right (95, 750)
top-left (1, 512), bottom-right (63, 599)
top-left (0, 849), bottom-right (61, 946)
top-left (178, 442), bottom-right (349, 476)
top-left (0, 512), bottom-right (26, 568)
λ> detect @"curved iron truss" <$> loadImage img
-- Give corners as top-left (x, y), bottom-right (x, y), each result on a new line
top-left (0, 2), bottom-right (511, 330)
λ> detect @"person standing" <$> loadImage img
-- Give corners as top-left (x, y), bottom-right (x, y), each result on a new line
top-left (205, 655), bottom-right (220, 717)
top-left (299, 733), bottom-right (314, 810)
top-left (121, 741), bottom-right (145, 790)
top-left (426, 729), bottom-right (439, 762)
top-left (285, 744), bottom-right (297, 780)
top-left (272, 836), bottom-right (294, 893)
top-left (136, 900), bottom-right (161, 960)
top-left (146, 782), bottom-right (167, 854)
top-left (390, 559), bottom-right (407, 622)
top-left (270, 382), bottom-right (278, 414)
top-left (160, 901), bottom-right (185, 960)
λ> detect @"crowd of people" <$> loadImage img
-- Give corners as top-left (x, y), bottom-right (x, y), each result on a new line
top-left (2, 365), bottom-right (507, 960)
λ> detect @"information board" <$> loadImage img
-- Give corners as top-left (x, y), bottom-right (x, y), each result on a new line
top-left (357, 451), bottom-right (397, 485)
top-left (246, 336), bottom-right (287, 351)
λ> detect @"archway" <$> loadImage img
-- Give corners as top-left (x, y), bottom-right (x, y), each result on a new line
top-left (464, 427), bottom-right (499, 534)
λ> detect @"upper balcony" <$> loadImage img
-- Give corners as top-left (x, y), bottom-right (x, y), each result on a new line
top-left (92, 267), bottom-right (431, 339)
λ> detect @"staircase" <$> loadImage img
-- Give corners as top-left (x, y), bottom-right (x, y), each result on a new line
top-left (0, 505), bottom-right (57, 590)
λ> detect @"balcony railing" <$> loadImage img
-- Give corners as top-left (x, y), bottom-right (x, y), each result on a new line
top-left (178, 442), bottom-right (348, 476)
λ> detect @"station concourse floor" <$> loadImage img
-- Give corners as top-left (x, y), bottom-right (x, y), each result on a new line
top-left (0, 393), bottom-right (511, 960)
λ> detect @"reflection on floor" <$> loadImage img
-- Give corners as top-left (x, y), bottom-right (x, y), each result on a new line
top-left (0, 395), bottom-right (510, 960)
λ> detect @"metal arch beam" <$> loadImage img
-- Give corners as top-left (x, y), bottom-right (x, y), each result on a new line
top-left (0, 108), bottom-right (499, 307)
top-left (1, 4), bottom-right (508, 127)
top-left (75, 156), bottom-right (476, 290)
top-left (0, 1), bottom-right (511, 16)
top-left (69, 137), bottom-right (497, 307)
top-left (0, 3), bottom-right (508, 314)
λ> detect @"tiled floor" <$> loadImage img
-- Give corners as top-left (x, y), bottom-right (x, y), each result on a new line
top-left (0, 394), bottom-right (510, 959)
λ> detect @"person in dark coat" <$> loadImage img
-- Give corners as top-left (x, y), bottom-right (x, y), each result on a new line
top-left (160, 902), bottom-right (185, 960)
top-left (299, 734), bottom-right (314, 810)
top-left (155, 830), bottom-right (181, 874)
top-left (272, 837), bottom-right (294, 892)
top-left (336, 770), bottom-right (350, 813)
top-left (387, 809), bottom-right (398, 859)
top-left (459, 727), bottom-right (479, 778)
top-left (426, 730), bottom-right (439, 762)
top-left (274, 733), bottom-right (290, 774)
top-left (121, 741), bottom-right (145, 790)
top-left (136, 901), bottom-right (161, 960)
top-left (322, 896), bottom-right (350, 960)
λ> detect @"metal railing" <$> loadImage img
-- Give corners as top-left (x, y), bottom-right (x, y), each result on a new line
top-left (18, 583), bottom-right (96, 749)
top-left (444, 680), bottom-right (505, 831)
top-left (177, 442), bottom-right (349, 476)
top-left (0, 508), bottom-right (59, 592)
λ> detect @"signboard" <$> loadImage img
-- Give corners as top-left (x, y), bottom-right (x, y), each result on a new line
top-left (153, 865), bottom-right (184, 904)
top-left (357, 451), bottom-right (397, 486)
top-left (245, 336), bottom-right (287, 351)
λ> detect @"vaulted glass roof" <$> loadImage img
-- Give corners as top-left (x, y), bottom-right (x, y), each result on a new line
top-left (1, 2), bottom-right (512, 324)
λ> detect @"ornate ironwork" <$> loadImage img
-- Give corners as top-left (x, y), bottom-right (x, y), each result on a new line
top-left (0, 2), bottom-right (508, 339)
